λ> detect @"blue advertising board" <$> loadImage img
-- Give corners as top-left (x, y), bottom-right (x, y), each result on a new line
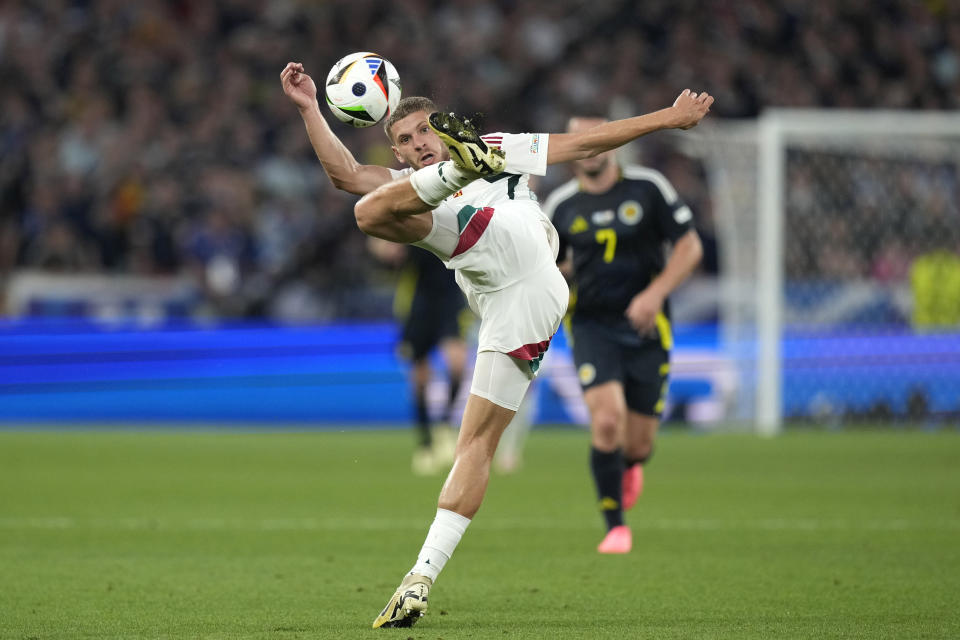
top-left (0, 319), bottom-right (956, 425)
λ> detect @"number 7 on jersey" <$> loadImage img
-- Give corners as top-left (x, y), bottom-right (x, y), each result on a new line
top-left (595, 229), bottom-right (617, 263)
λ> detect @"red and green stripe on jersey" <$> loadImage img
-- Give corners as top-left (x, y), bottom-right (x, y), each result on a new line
top-left (452, 205), bottom-right (495, 257)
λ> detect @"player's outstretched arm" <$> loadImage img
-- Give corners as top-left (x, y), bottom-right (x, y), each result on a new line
top-left (281, 62), bottom-right (393, 195)
top-left (546, 89), bottom-right (714, 165)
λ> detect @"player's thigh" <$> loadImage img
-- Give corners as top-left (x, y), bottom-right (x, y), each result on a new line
top-left (571, 324), bottom-right (627, 441)
top-left (571, 322), bottom-right (626, 400)
top-left (582, 380), bottom-right (628, 419)
top-left (623, 343), bottom-right (670, 418)
top-left (469, 350), bottom-right (533, 416)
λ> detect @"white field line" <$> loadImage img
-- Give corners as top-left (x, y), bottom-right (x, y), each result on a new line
top-left (0, 516), bottom-right (957, 532)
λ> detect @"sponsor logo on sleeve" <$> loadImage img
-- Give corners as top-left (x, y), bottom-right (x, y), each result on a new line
top-left (529, 134), bottom-right (540, 154)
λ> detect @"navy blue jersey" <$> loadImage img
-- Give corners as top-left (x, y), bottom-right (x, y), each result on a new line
top-left (543, 165), bottom-right (694, 343)
top-left (394, 245), bottom-right (465, 321)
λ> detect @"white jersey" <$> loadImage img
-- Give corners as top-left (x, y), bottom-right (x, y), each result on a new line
top-left (389, 132), bottom-right (566, 363)
top-left (389, 132), bottom-right (557, 294)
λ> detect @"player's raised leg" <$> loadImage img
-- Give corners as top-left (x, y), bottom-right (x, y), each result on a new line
top-left (357, 109), bottom-right (506, 246)
top-left (354, 114), bottom-right (503, 244)
top-left (428, 112), bottom-right (506, 176)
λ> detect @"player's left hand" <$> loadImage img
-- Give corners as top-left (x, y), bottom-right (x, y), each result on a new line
top-left (671, 89), bottom-right (714, 130)
top-left (625, 289), bottom-right (664, 335)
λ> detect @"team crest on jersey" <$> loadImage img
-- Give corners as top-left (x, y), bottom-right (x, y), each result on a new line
top-left (569, 216), bottom-right (589, 234)
top-left (618, 200), bottom-right (643, 225)
top-left (591, 209), bottom-right (615, 225)
top-left (452, 190), bottom-right (463, 198)
top-left (578, 363), bottom-right (597, 385)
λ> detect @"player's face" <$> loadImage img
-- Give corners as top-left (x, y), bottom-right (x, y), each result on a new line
top-left (390, 111), bottom-right (450, 169)
top-left (567, 117), bottom-right (616, 178)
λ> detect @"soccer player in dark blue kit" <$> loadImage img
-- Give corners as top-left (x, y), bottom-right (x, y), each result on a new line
top-left (544, 115), bottom-right (703, 553)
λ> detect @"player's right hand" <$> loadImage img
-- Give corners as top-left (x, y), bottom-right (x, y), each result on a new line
top-left (671, 89), bottom-right (714, 129)
top-left (281, 62), bottom-right (318, 111)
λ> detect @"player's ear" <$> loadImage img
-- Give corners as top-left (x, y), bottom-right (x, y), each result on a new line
top-left (391, 145), bottom-right (405, 165)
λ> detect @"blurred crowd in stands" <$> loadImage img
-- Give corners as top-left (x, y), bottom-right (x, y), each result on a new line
top-left (0, 0), bottom-right (957, 320)
top-left (785, 152), bottom-right (959, 283)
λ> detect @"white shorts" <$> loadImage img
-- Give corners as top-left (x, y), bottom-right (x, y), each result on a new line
top-left (459, 262), bottom-right (569, 371)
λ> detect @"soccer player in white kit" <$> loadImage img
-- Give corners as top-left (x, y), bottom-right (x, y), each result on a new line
top-left (280, 61), bottom-right (713, 629)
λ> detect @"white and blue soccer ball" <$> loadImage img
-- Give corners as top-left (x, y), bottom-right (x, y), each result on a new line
top-left (324, 52), bottom-right (401, 128)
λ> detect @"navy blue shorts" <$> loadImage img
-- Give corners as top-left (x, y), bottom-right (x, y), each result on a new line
top-left (570, 320), bottom-right (669, 417)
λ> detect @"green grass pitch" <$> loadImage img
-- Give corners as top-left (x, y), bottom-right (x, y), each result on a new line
top-left (1, 427), bottom-right (958, 639)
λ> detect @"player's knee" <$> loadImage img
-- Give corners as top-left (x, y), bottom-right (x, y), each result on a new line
top-left (591, 408), bottom-right (622, 444)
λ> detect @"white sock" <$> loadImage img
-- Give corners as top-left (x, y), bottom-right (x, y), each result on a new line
top-left (409, 508), bottom-right (471, 582)
top-left (409, 161), bottom-right (478, 207)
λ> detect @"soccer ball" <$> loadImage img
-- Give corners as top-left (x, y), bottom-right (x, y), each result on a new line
top-left (324, 52), bottom-right (401, 128)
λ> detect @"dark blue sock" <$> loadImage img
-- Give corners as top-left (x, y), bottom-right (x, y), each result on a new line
top-left (590, 446), bottom-right (625, 531)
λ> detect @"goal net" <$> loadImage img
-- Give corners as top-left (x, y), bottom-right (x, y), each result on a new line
top-left (675, 110), bottom-right (960, 433)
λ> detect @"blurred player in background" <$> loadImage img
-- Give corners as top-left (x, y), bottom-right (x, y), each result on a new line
top-left (281, 60), bottom-right (712, 627)
top-left (368, 239), bottom-right (468, 475)
top-left (543, 115), bottom-right (703, 554)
